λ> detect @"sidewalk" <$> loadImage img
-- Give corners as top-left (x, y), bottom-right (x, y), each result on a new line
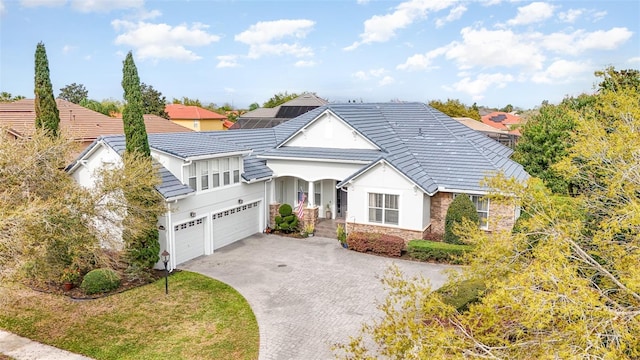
top-left (0, 330), bottom-right (93, 360)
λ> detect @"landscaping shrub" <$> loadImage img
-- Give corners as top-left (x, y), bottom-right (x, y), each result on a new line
top-left (406, 240), bottom-right (473, 264)
top-left (435, 279), bottom-right (486, 312)
top-left (80, 268), bottom-right (121, 295)
top-left (347, 232), bottom-right (404, 257)
top-left (444, 195), bottom-right (479, 244)
top-left (274, 203), bottom-right (299, 233)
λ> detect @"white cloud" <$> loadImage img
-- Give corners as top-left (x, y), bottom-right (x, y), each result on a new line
top-left (507, 2), bottom-right (555, 26)
top-left (629, 57), bottom-right (640, 63)
top-left (352, 68), bottom-right (390, 83)
top-left (591, 10), bottom-right (607, 21)
top-left (397, 47), bottom-right (446, 71)
top-left (294, 60), bottom-right (317, 67)
top-left (379, 76), bottom-right (395, 86)
top-left (442, 27), bottom-right (545, 70)
top-left (447, 72), bottom-right (514, 101)
top-left (531, 59), bottom-right (591, 84)
top-left (112, 20), bottom-right (220, 61)
top-left (62, 44), bottom-right (75, 54)
top-left (357, 0), bottom-right (370, 4)
top-left (558, 8), bottom-right (583, 23)
top-left (20, 0), bottom-right (66, 7)
top-left (0, 0), bottom-right (6, 15)
top-left (235, 19), bottom-right (315, 59)
top-left (216, 55), bottom-right (239, 68)
top-left (541, 27), bottom-right (633, 55)
top-left (84, 54), bottom-right (92, 61)
top-left (71, 0), bottom-right (142, 12)
top-left (345, 0), bottom-right (456, 50)
top-left (435, 4), bottom-right (467, 28)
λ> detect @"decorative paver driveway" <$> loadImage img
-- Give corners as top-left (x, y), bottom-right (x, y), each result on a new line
top-left (181, 234), bottom-right (456, 360)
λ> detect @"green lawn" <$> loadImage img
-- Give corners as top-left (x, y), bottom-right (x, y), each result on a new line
top-left (0, 271), bottom-right (258, 360)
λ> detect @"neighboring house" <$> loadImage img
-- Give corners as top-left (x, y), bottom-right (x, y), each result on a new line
top-left (481, 112), bottom-right (524, 135)
top-left (230, 93), bottom-right (328, 129)
top-left (69, 102), bottom-right (528, 270)
top-left (165, 104), bottom-right (228, 131)
top-left (0, 99), bottom-right (193, 154)
top-left (454, 117), bottom-right (519, 149)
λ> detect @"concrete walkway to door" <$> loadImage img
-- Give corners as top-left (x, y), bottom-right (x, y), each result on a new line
top-left (181, 234), bottom-right (457, 360)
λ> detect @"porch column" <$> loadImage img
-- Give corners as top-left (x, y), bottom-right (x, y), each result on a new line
top-left (308, 181), bottom-right (315, 207)
top-left (269, 179), bottom-right (276, 204)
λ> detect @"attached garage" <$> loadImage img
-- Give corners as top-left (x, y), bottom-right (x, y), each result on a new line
top-left (212, 201), bottom-right (261, 250)
top-left (174, 218), bottom-right (205, 264)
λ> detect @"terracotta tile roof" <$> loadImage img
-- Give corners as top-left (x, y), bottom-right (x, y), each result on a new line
top-left (481, 112), bottom-right (523, 131)
top-left (223, 120), bottom-right (235, 129)
top-left (165, 104), bottom-right (227, 120)
top-left (0, 99), bottom-right (193, 141)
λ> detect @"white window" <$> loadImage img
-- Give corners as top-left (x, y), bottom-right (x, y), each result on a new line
top-left (200, 161), bottom-right (209, 190)
top-left (187, 163), bottom-right (197, 190)
top-left (454, 194), bottom-right (489, 230)
top-left (368, 193), bottom-right (399, 225)
top-left (211, 159), bottom-right (220, 188)
top-left (221, 158), bottom-right (230, 185)
top-left (231, 157), bottom-right (240, 184)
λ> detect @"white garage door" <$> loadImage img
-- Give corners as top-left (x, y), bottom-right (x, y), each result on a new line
top-left (212, 201), bottom-right (260, 250)
top-left (174, 218), bottom-right (205, 265)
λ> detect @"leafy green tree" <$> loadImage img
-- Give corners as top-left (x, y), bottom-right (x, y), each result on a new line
top-left (248, 102), bottom-right (260, 111)
top-left (513, 103), bottom-right (576, 194)
top-left (596, 66), bottom-right (640, 93)
top-left (121, 52), bottom-right (163, 273)
top-left (58, 83), bottom-right (88, 104)
top-left (428, 98), bottom-right (480, 120)
top-left (0, 92), bottom-right (25, 102)
top-left (335, 70), bottom-right (640, 359)
top-left (171, 97), bottom-right (203, 107)
top-left (122, 53), bottom-right (150, 157)
top-left (500, 103), bottom-right (514, 113)
top-left (444, 195), bottom-right (479, 244)
top-left (140, 82), bottom-right (169, 119)
top-left (34, 42), bottom-right (60, 137)
top-left (79, 98), bottom-right (123, 117)
top-left (263, 91), bottom-right (299, 108)
top-left (0, 129), bottom-right (165, 286)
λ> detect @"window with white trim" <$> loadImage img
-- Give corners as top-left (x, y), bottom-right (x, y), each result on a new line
top-left (368, 193), bottom-right (399, 225)
top-left (187, 163), bottom-right (197, 190)
top-left (184, 157), bottom-right (241, 192)
top-left (454, 194), bottom-right (489, 230)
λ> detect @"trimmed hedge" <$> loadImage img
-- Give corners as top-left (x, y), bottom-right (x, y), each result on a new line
top-left (80, 268), bottom-right (121, 295)
top-left (436, 279), bottom-right (486, 312)
top-left (347, 232), bottom-right (404, 257)
top-left (407, 239), bottom-right (473, 264)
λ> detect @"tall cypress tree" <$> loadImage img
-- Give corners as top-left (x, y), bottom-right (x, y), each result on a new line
top-left (121, 51), bottom-right (150, 157)
top-left (121, 51), bottom-right (160, 272)
top-left (34, 42), bottom-right (60, 137)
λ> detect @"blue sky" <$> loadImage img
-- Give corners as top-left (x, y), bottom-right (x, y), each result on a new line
top-left (1, 0), bottom-right (638, 109)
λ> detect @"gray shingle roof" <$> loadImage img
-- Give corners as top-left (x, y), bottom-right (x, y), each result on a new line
top-left (70, 102), bottom-right (528, 199)
top-left (68, 135), bottom-right (195, 200)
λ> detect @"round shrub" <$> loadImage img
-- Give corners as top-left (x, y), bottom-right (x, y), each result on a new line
top-left (80, 268), bottom-right (121, 295)
top-left (278, 203), bottom-right (293, 216)
top-left (444, 195), bottom-right (479, 244)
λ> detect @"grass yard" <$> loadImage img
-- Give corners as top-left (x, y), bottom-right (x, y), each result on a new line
top-left (0, 271), bottom-right (258, 360)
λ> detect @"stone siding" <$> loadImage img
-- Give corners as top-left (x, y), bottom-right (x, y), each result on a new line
top-left (489, 200), bottom-right (517, 232)
top-left (269, 203), bottom-right (319, 232)
top-left (429, 192), bottom-right (453, 234)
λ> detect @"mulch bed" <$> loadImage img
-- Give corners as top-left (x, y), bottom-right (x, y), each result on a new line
top-left (27, 269), bottom-right (169, 300)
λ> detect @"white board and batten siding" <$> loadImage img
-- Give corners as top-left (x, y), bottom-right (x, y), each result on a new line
top-left (347, 162), bottom-right (428, 231)
top-left (284, 111), bottom-right (378, 150)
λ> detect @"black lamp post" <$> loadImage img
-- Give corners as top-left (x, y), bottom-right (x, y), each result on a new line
top-left (161, 250), bottom-right (170, 295)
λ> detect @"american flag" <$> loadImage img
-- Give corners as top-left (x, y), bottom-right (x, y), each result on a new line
top-left (296, 192), bottom-right (306, 219)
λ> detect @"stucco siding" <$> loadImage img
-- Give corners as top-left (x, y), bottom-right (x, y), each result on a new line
top-left (348, 162), bottom-right (424, 231)
top-left (72, 143), bottom-right (121, 187)
top-left (267, 159), bottom-right (362, 182)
